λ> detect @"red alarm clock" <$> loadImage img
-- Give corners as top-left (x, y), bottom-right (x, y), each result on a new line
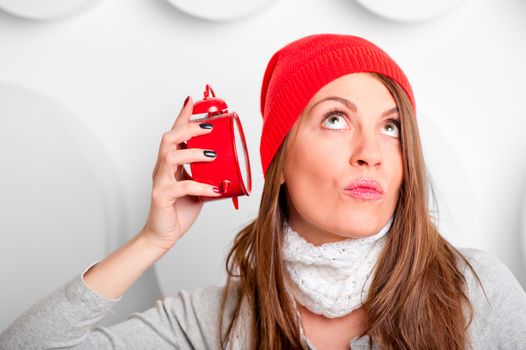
top-left (185, 84), bottom-right (252, 210)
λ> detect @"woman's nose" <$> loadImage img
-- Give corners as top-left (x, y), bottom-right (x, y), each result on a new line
top-left (349, 129), bottom-right (382, 167)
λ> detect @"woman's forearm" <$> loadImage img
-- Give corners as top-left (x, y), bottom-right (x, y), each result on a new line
top-left (83, 230), bottom-right (168, 299)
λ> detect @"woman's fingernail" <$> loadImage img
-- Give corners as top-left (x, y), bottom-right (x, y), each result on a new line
top-left (213, 187), bottom-right (221, 193)
top-left (183, 96), bottom-right (190, 107)
top-left (199, 123), bottom-right (213, 129)
top-left (203, 150), bottom-right (216, 158)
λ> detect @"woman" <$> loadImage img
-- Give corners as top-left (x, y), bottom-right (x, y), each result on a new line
top-left (1, 33), bottom-right (525, 350)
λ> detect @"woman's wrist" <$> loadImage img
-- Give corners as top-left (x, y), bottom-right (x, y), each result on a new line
top-left (82, 231), bottom-right (170, 300)
top-left (137, 228), bottom-right (178, 253)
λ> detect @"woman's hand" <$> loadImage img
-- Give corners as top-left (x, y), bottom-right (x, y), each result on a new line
top-left (140, 96), bottom-right (221, 251)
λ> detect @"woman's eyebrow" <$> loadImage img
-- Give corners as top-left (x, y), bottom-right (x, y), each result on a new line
top-left (308, 96), bottom-right (399, 116)
top-left (383, 106), bottom-right (399, 117)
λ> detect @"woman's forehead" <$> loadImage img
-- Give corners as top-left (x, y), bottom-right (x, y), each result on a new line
top-left (305, 78), bottom-right (398, 117)
top-left (309, 73), bottom-right (387, 101)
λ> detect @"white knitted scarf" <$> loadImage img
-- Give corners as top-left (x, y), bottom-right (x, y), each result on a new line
top-left (283, 216), bottom-right (393, 319)
top-left (227, 216), bottom-right (393, 348)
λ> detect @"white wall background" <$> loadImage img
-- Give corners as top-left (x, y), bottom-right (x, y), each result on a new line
top-left (1, 0), bottom-right (525, 331)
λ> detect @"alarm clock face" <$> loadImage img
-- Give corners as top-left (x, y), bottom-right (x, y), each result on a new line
top-left (354, 0), bottom-right (466, 22)
top-left (232, 114), bottom-right (251, 194)
top-left (165, 0), bottom-right (279, 21)
top-left (0, 0), bottom-right (101, 20)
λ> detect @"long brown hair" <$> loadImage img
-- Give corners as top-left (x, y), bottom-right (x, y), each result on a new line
top-left (217, 72), bottom-right (488, 350)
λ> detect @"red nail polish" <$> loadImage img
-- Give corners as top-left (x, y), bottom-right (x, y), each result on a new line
top-left (213, 187), bottom-right (221, 193)
top-left (183, 96), bottom-right (190, 107)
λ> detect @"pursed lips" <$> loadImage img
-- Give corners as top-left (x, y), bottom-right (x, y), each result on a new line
top-left (343, 178), bottom-right (383, 200)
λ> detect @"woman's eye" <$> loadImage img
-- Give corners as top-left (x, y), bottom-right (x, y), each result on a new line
top-left (321, 111), bottom-right (349, 130)
top-left (382, 119), bottom-right (401, 138)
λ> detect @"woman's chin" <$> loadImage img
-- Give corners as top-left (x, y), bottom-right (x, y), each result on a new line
top-left (329, 215), bottom-right (386, 238)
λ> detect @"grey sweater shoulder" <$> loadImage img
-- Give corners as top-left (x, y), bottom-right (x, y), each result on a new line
top-left (1, 247), bottom-right (525, 350)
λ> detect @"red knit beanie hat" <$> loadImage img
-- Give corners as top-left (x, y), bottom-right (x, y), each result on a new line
top-left (259, 33), bottom-right (416, 178)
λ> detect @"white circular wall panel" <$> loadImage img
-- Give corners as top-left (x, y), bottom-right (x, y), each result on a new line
top-left (0, 82), bottom-right (127, 331)
top-left (0, 0), bottom-right (101, 21)
top-left (418, 111), bottom-right (482, 248)
top-left (354, 0), bottom-right (466, 22)
top-left (165, 0), bottom-right (279, 21)
top-left (522, 189), bottom-right (526, 269)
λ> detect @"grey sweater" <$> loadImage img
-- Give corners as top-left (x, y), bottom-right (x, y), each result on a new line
top-left (1, 247), bottom-right (526, 350)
